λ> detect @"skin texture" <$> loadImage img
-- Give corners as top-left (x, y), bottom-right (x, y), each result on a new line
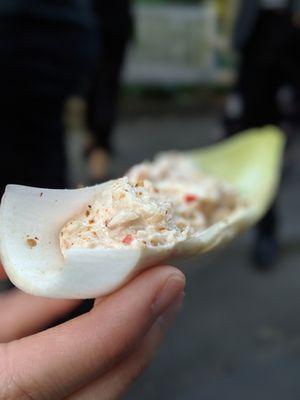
top-left (0, 264), bottom-right (185, 399)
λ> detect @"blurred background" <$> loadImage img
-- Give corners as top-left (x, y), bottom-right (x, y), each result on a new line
top-left (1, 0), bottom-right (300, 398)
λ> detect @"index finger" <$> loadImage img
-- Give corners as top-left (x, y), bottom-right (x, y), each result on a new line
top-left (0, 290), bottom-right (81, 342)
top-left (3, 266), bottom-right (185, 399)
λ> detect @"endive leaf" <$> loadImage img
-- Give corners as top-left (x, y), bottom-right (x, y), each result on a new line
top-left (189, 126), bottom-right (285, 224)
top-left (0, 127), bottom-right (285, 299)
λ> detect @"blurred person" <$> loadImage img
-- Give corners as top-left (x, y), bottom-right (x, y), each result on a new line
top-left (0, 264), bottom-right (185, 399)
top-left (86, 0), bottom-right (134, 182)
top-left (225, 0), bottom-right (300, 269)
top-left (0, 0), bottom-right (99, 196)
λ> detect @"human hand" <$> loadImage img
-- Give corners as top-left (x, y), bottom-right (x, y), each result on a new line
top-left (88, 146), bottom-right (109, 181)
top-left (0, 265), bottom-right (185, 399)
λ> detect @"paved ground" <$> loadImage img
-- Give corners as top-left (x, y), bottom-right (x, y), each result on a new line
top-left (105, 113), bottom-right (300, 400)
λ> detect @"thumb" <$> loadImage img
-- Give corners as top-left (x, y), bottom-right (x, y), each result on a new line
top-left (1, 265), bottom-right (185, 400)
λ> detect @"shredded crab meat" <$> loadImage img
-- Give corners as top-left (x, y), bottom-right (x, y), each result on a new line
top-left (60, 153), bottom-right (242, 254)
top-left (127, 152), bottom-right (239, 229)
top-left (60, 178), bottom-right (189, 253)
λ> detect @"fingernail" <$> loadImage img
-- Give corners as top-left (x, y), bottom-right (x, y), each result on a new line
top-left (158, 291), bottom-right (185, 330)
top-left (152, 272), bottom-right (185, 319)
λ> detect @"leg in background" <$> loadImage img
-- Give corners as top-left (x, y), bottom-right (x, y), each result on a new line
top-left (225, 18), bottom-right (282, 269)
top-left (86, 21), bottom-right (133, 182)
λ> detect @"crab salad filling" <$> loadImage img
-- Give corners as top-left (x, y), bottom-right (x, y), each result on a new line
top-left (60, 153), bottom-right (241, 255)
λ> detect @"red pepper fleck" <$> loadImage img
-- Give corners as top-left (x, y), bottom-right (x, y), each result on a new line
top-left (122, 234), bottom-right (133, 245)
top-left (184, 194), bottom-right (198, 203)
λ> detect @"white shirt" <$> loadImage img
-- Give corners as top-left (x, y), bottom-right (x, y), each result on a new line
top-left (260, 0), bottom-right (289, 9)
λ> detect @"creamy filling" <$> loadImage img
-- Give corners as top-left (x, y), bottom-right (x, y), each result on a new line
top-left (60, 178), bottom-right (189, 254)
top-left (127, 152), bottom-right (239, 232)
top-left (60, 153), bottom-right (241, 254)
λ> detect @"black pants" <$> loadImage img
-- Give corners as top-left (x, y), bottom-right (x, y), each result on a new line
top-left (229, 11), bottom-right (300, 237)
top-left (0, 18), bottom-right (99, 316)
top-left (87, 26), bottom-right (132, 152)
top-left (0, 18), bottom-right (98, 196)
top-left (238, 11), bottom-right (300, 128)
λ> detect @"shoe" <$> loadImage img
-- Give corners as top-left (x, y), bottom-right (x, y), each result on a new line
top-left (252, 234), bottom-right (279, 270)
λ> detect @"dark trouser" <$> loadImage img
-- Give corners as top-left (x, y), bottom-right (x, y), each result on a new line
top-left (238, 11), bottom-right (300, 128)
top-left (87, 26), bottom-right (132, 152)
top-left (0, 18), bottom-right (98, 196)
top-left (229, 11), bottom-right (300, 237)
top-left (0, 19), bottom-right (98, 315)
